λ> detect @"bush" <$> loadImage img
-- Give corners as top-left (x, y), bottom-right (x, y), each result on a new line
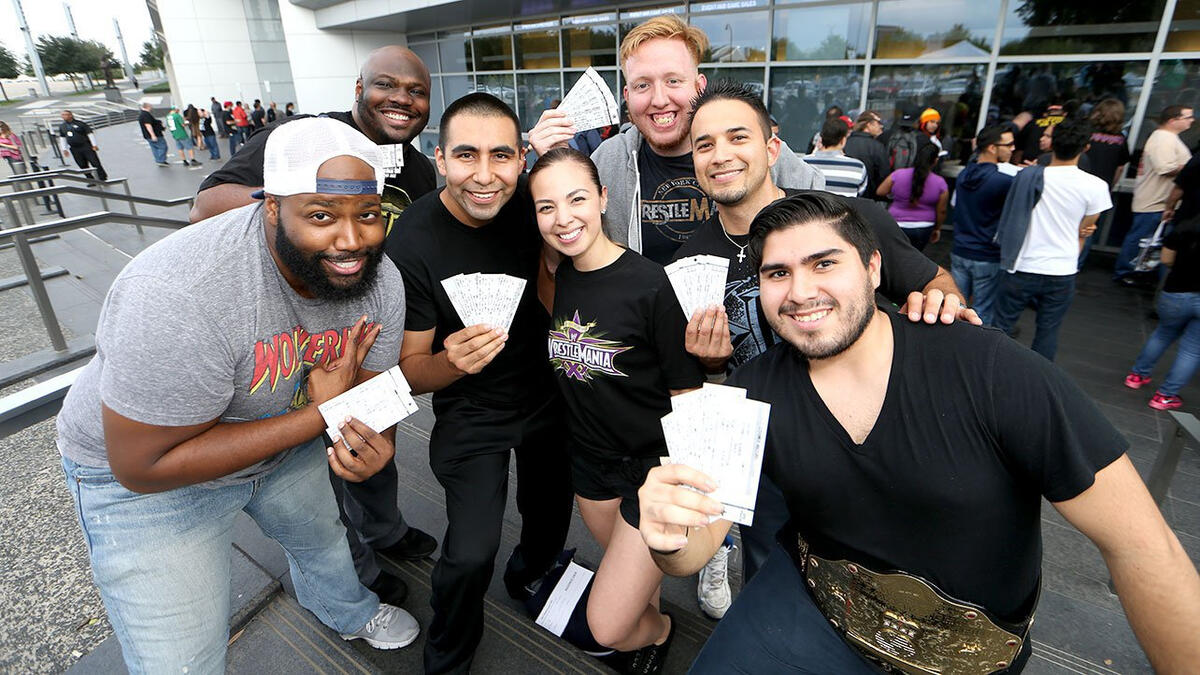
top-left (143, 82), bottom-right (170, 94)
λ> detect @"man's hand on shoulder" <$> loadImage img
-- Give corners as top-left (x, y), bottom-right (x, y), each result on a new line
top-left (900, 288), bottom-right (982, 325)
top-left (528, 109), bottom-right (576, 157)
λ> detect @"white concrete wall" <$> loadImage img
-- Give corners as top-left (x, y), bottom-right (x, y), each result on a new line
top-left (278, 2), bottom-right (403, 115)
top-left (157, 0), bottom-right (267, 108)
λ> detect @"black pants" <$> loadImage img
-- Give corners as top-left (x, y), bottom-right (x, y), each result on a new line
top-left (328, 459), bottom-right (408, 585)
top-left (69, 145), bottom-right (107, 181)
top-left (423, 395), bottom-right (573, 674)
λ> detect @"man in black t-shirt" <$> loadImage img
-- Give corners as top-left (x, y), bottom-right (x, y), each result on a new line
top-left (57, 110), bottom-right (107, 181)
top-left (1163, 151), bottom-right (1200, 224)
top-left (138, 102), bottom-right (169, 167)
top-left (674, 81), bottom-right (979, 597)
top-left (190, 45), bottom-right (439, 601)
top-left (385, 94), bottom-right (573, 674)
top-left (192, 45), bottom-right (436, 232)
top-left (639, 193), bottom-right (1200, 673)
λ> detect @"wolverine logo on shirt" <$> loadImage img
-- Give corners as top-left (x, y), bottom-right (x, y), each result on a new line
top-left (249, 321), bottom-right (378, 394)
top-left (549, 311), bottom-right (632, 382)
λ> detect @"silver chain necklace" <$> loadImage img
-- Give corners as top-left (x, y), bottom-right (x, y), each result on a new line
top-left (720, 221), bottom-right (748, 263)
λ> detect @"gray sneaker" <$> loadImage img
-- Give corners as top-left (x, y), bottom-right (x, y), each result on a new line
top-left (340, 603), bottom-right (419, 650)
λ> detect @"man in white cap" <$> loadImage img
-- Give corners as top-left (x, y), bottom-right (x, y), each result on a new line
top-left (56, 117), bottom-right (419, 672)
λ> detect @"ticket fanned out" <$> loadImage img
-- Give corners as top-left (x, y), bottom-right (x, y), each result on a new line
top-left (665, 255), bottom-right (730, 320)
top-left (661, 383), bottom-right (770, 526)
top-left (441, 273), bottom-right (527, 332)
top-left (557, 67), bottom-right (620, 132)
top-left (317, 365), bottom-right (418, 440)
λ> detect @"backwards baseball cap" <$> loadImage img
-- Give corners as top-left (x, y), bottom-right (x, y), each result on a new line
top-left (254, 117), bottom-right (385, 200)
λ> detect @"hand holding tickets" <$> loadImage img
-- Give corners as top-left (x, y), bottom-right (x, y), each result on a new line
top-left (660, 383), bottom-right (770, 526)
top-left (441, 273), bottom-right (527, 332)
top-left (665, 255), bottom-right (730, 321)
top-left (317, 365), bottom-right (419, 440)
top-left (557, 67), bottom-right (620, 133)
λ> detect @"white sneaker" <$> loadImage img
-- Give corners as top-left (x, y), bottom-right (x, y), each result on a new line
top-left (697, 542), bottom-right (734, 619)
top-left (340, 603), bottom-right (420, 650)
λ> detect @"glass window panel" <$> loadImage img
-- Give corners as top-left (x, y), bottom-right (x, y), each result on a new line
top-left (700, 67), bottom-right (765, 99)
top-left (1000, 0), bottom-right (1165, 55)
top-left (442, 74), bottom-right (474, 109)
top-left (690, 11), bottom-right (769, 63)
top-left (517, 73), bottom-right (563, 132)
top-left (516, 30), bottom-right (560, 69)
top-left (411, 42), bottom-right (440, 74)
top-left (874, 0), bottom-right (1001, 59)
top-left (473, 28), bottom-right (513, 71)
top-left (1136, 59), bottom-right (1200, 148)
top-left (439, 34), bottom-right (472, 73)
top-left (620, 5), bottom-right (684, 41)
top-left (428, 76), bottom-right (446, 126)
top-left (866, 64), bottom-right (986, 162)
top-left (988, 61), bottom-right (1144, 124)
top-left (476, 74), bottom-right (517, 111)
top-left (563, 24), bottom-right (617, 68)
top-left (768, 66), bottom-right (863, 149)
top-left (773, 3), bottom-right (872, 61)
top-left (419, 130), bottom-right (439, 157)
top-left (1167, 0), bottom-right (1200, 51)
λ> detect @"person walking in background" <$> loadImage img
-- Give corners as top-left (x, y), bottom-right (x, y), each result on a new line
top-left (184, 104), bottom-right (201, 145)
top-left (251, 99), bottom-right (266, 130)
top-left (138, 102), bottom-right (169, 167)
top-left (804, 117), bottom-right (869, 197)
top-left (267, 102), bottom-right (279, 124)
top-left (166, 106), bottom-right (201, 166)
top-left (843, 111), bottom-right (889, 201)
top-left (199, 109), bottom-right (220, 161)
top-left (1078, 98), bottom-right (1130, 267)
top-left (0, 121), bottom-right (25, 173)
top-left (1115, 104), bottom-right (1193, 285)
top-left (223, 101), bottom-right (240, 155)
top-left (57, 110), bottom-right (107, 182)
top-left (210, 96), bottom-right (226, 137)
top-left (1125, 214), bottom-right (1200, 410)
top-left (878, 143), bottom-right (948, 250)
top-left (232, 100), bottom-right (251, 145)
top-left (950, 125), bottom-right (1016, 326)
top-left (285, 102), bottom-right (296, 117)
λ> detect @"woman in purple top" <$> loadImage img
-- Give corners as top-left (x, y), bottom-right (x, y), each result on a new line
top-left (878, 143), bottom-right (949, 251)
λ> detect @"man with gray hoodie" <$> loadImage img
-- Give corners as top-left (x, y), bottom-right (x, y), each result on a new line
top-left (529, 14), bottom-right (824, 264)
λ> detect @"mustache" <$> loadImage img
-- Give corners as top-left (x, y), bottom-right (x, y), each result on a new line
top-left (779, 299), bottom-right (835, 315)
top-left (316, 249), bottom-right (378, 262)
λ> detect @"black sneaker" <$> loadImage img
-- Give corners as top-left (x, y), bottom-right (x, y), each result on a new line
top-left (503, 546), bottom-right (548, 602)
top-left (368, 569), bottom-right (409, 606)
top-left (156, 162), bottom-right (169, 167)
top-left (375, 527), bottom-right (437, 561)
top-left (625, 613), bottom-right (674, 675)
top-left (189, 159), bottom-right (202, 166)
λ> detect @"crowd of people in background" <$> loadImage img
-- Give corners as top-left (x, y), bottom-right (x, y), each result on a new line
top-left (133, 97), bottom-right (297, 168)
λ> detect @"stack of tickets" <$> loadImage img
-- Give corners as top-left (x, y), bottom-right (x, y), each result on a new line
top-left (441, 273), bottom-right (527, 332)
top-left (665, 255), bottom-right (730, 320)
top-left (318, 365), bottom-right (419, 440)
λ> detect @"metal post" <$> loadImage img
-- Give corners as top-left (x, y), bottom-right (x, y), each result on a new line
top-left (12, 0), bottom-right (50, 97)
top-left (8, 205), bottom-right (67, 351)
top-left (121, 180), bottom-right (143, 235)
top-left (1147, 420), bottom-right (1187, 506)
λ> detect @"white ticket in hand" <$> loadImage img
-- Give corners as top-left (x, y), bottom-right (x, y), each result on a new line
top-left (318, 365), bottom-right (419, 440)
top-left (557, 67), bottom-right (620, 133)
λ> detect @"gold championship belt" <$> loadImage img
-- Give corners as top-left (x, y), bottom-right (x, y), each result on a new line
top-left (784, 530), bottom-right (1035, 674)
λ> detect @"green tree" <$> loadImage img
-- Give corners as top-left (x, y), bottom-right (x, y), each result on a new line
top-left (0, 45), bottom-right (17, 100)
top-left (138, 39), bottom-right (163, 71)
top-left (35, 35), bottom-right (113, 90)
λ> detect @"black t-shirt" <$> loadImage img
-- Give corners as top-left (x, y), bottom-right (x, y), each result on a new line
top-left (252, 108), bottom-right (266, 128)
top-left (1163, 227), bottom-right (1200, 293)
top-left (58, 119), bottom-right (93, 148)
top-left (551, 249), bottom-right (703, 459)
top-left (1173, 153), bottom-right (1200, 222)
top-left (727, 317), bottom-right (1126, 622)
top-left (1017, 112), bottom-right (1066, 161)
top-left (672, 189), bottom-right (939, 370)
top-left (198, 111), bottom-right (437, 232)
top-left (637, 144), bottom-right (715, 265)
top-left (1081, 132), bottom-right (1130, 188)
top-left (200, 116), bottom-right (215, 136)
top-left (222, 109), bottom-right (235, 131)
top-left (137, 110), bottom-right (163, 140)
top-left (385, 182), bottom-right (554, 407)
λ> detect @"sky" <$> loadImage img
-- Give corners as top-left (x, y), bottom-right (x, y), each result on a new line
top-left (0, 0), bottom-right (153, 67)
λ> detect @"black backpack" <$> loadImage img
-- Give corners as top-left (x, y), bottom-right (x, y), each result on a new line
top-left (887, 129), bottom-right (919, 170)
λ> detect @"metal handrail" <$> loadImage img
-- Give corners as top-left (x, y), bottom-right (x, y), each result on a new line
top-left (5, 168), bottom-right (100, 181)
top-left (0, 210), bottom-right (191, 353)
top-left (0, 185), bottom-right (193, 209)
top-left (0, 173), bottom-right (127, 188)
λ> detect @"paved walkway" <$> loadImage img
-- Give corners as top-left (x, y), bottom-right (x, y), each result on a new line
top-left (0, 127), bottom-right (1195, 672)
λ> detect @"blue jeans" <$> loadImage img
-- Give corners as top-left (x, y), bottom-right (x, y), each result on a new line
top-left (1132, 291), bottom-right (1200, 396)
top-left (950, 255), bottom-right (1003, 326)
top-left (992, 271), bottom-right (1076, 361)
top-left (900, 225), bottom-right (936, 251)
top-left (62, 442), bottom-right (378, 674)
top-left (1114, 211), bottom-right (1164, 279)
top-left (228, 128), bottom-right (245, 156)
top-left (202, 133), bottom-right (220, 159)
top-left (690, 542), bottom-right (879, 674)
top-left (147, 137), bottom-right (167, 164)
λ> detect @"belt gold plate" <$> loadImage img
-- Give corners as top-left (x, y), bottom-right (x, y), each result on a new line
top-left (799, 536), bottom-right (1025, 675)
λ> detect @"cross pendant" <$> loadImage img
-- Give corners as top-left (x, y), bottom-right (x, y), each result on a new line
top-left (737, 248), bottom-right (746, 263)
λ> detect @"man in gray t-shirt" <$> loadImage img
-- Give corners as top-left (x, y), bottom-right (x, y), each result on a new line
top-left (56, 119), bottom-right (421, 671)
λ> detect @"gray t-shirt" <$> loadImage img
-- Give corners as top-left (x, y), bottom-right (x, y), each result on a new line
top-left (56, 203), bottom-right (406, 488)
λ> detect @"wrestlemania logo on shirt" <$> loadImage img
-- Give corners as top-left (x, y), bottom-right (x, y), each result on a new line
top-left (548, 311), bottom-right (632, 382)
top-left (249, 321), bottom-right (378, 395)
top-left (641, 177), bottom-right (714, 242)
top-left (381, 184), bottom-right (414, 237)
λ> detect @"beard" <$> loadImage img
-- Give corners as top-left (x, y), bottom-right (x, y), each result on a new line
top-left (273, 213), bottom-right (383, 301)
top-left (773, 280), bottom-right (877, 361)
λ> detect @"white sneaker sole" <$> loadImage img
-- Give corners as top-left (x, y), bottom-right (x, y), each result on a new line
top-left (340, 628), bottom-right (420, 650)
